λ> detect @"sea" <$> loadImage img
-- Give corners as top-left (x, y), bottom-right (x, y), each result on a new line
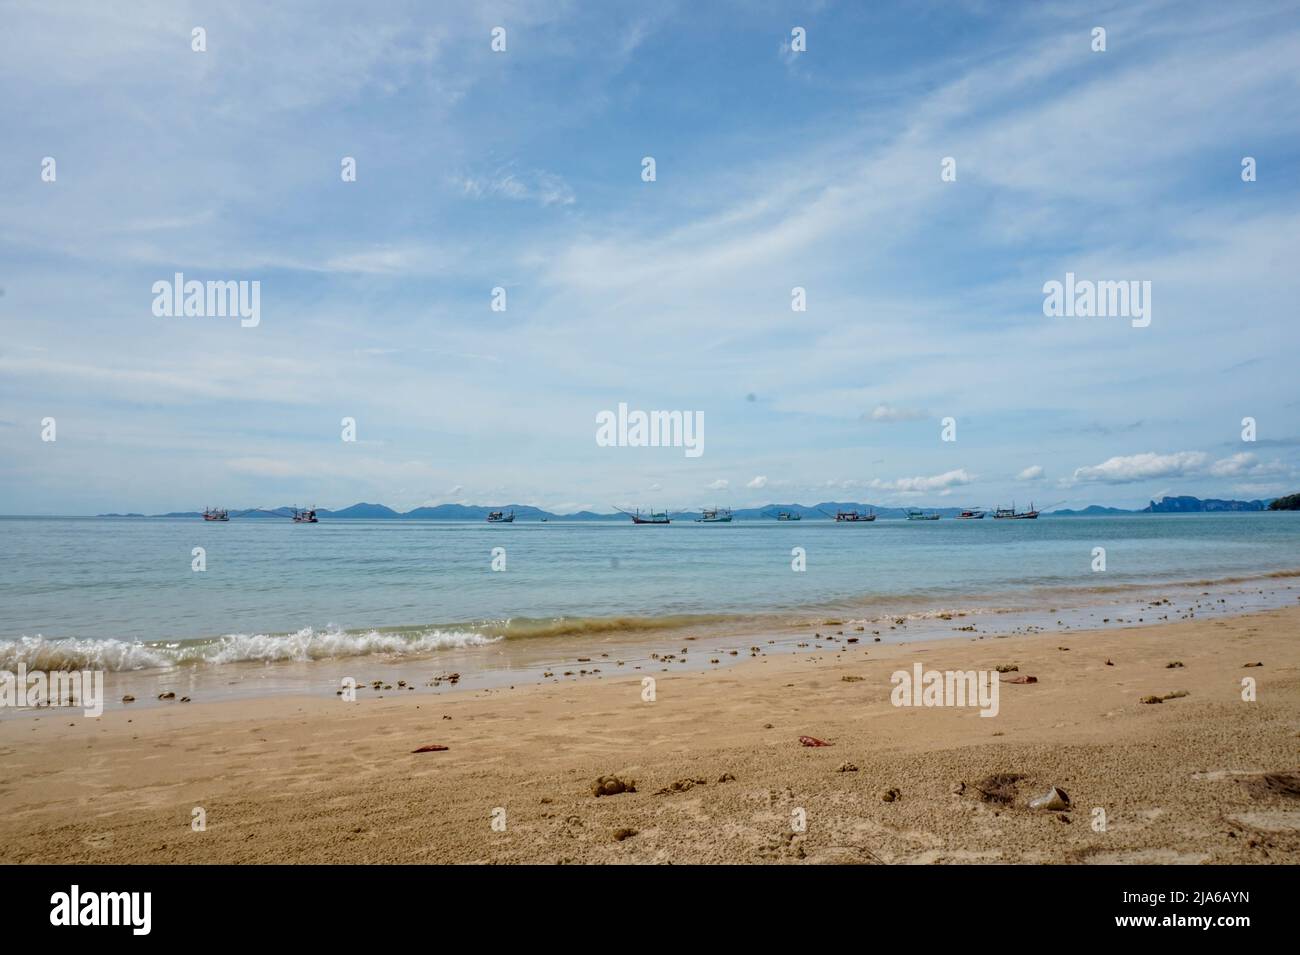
top-left (1, 513), bottom-right (1297, 704)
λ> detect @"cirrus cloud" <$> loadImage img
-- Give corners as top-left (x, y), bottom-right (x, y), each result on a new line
top-left (867, 403), bottom-right (929, 423)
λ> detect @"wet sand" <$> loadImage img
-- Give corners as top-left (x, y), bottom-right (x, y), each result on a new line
top-left (1, 606), bottom-right (1297, 864)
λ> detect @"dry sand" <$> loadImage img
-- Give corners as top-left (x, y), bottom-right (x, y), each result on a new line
top-left (1, 607), bottom-right (1297, 864)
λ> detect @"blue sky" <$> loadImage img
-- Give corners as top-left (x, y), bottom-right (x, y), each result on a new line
top-left (1, 0), bottom-right (1298, 514)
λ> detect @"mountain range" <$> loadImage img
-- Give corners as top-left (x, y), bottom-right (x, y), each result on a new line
top-left (92, 495), bottom-right (1285, 520)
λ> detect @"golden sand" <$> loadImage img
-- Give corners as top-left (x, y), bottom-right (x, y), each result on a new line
top-left (1, 607), bottom-right (1297, 864)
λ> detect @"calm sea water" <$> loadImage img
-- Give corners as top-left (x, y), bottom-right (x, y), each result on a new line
top-left (1, 514), bottom-right (1298, 672)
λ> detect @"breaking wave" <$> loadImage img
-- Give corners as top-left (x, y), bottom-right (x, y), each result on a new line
top-left (0, 627), bottom-right (500, 673)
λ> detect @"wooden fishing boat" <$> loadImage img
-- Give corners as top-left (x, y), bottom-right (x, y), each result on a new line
top-left (993, 501), bottom-right (1039, 519)
top-left (617, 507), bottom-right (671, 525)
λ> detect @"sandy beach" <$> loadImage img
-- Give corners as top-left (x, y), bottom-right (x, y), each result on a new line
top-left (1, 605), bottom-right (1297, 865)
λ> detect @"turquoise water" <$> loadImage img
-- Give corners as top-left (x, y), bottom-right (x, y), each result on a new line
top-left (1, 514), bottom-right (1297, 671)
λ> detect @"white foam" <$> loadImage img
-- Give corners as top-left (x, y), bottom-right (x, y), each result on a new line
top-left (0, 627), bottom-right (500, 672)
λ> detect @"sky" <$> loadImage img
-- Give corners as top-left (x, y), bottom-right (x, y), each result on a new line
top-left (1, 0), bottom-right (1298, 515)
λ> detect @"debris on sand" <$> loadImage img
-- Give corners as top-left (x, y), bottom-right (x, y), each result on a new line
top-left (1105, 659), bottom-right (1114, 666)
top-left (841, 675), bottom-right (864, 682)
top-left (1029, 786), bottom-right (1071, 811)
top-left (1002, 675), bottom-right (1038, 684)
top-left (412, 744), bottom-right (449, 753)
top-left (656, 777), bottom-right (706, 795)
top-left (1166, 661), bottom-right (1184, 669)
top-left (951, 781), bottom-right (966, 795)
top-left (879, 788), bottom-right (901, 802)
top-left (994, 664), bottom-right (1018, 673)
top-left (836, 762), bottom-right (859, 773)
top-left (718, 772), bottom-right (736, 783)
top-left (613, 828), bottom-right (637, 842)
top-left (799, 735), bottom-right (832, 747)
top-left (1141, 690), bottom-right (1190, 704)
top-left (121, 695), bottom-right (135, 703)
top-left (592, 774), bottom-right (636, 797)
top-left (157, 692), bottom-right (175, 700)
top-left (1243, 662), bottom-right (1264, 668)
top-left (974, 773), bottom-right (1024, 804)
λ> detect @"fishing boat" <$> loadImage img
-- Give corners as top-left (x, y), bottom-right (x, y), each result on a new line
top-left (993, 501), bottom-right (1039, 520)
top-left (905, 508), bottom-right (940, 521)
top-left (291, 507), bottom-right (318, 523)
top-left (695, 507), bottom-right (732, 523)
top-left (776, 510), bottom-right (802, 521)
top-left (486, 510), bottom-right (515, 523)
top-left (831, 509), bottom-right (875, 523)
top-left (617, 507), bottom-right (670, 525)
top-left (957, 509), bottom-right (985, 519)
top-left (202, 507), bottom-right (229, 521)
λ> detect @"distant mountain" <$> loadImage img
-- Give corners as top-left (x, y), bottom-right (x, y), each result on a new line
top-left (1049, 505), bottom-right (1136, 516)
top-left (1143, 495), bottom-right (1272, 513)
top-left (327, 502), bottom-right (401, 519)
top-left (402, 504), bottom-right (555, 520)
top-left (1268, 492), bottom-right (1300, 511)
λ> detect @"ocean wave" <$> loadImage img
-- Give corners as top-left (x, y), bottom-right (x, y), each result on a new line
top-left (0, 627), bottom-right (500, 672)
top-left (0, 635), bottom-right (177, 672)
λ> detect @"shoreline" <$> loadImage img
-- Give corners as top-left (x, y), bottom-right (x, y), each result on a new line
top-left (3, 569), bottom-right (1297, 712)
top-left (1, 604), bottom-right (1297, 863)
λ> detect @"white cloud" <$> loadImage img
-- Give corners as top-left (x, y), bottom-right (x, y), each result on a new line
top-left (706, 479), bottom-right (729, 490)
top-left (870, 469), bottom-right (973, 493)
top-left (1017, 465), bottom-right (1044, 481)
top-left (1071, 451), bottom-right (1208, 484)
top-left (1208, 452), bottom-right (1258, 477)
top-left (746, 475), bottom-right (768, 489)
